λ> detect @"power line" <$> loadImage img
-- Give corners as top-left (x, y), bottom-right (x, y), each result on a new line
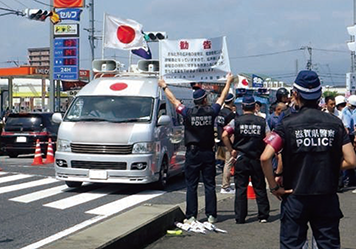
top-left (32, 0), bottom-right (52, 7)
top-left (14, 0), bottom-right (28, 8)
top-left (230, 49), bottom-right (301, 59)
top-left (0, 0), bottom-right (12, 9)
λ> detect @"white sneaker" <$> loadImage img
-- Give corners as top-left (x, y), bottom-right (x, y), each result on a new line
top-left (352, 189), bottom-right (356, 194)
top-left (183, 216), bottom-right (196, 224)
top-left (208, 215), bottom-right (217, 224)
top-left (220, 187), bottom-right (235, 194)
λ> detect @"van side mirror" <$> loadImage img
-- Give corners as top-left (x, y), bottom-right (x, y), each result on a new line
top-left (157, 115), bottom-right (171, 126)
top-left (52, 113), bottom-right (63, 124)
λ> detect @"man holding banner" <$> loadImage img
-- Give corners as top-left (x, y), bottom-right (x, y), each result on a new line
top-left (158, 73), bottom-right (233, 224)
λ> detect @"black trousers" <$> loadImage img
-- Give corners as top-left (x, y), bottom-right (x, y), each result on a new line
top-left (184, 147), bottom-right (217, 219)
top-left (280, 194), bottom-right (343, 249)
top-left (234, 156), bottom-right (270, 223)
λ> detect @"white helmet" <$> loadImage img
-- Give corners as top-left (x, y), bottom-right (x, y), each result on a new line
top-left (335, 95), bottom-right (346, 106)
top-left (347, 95), bottom-right (356, 106)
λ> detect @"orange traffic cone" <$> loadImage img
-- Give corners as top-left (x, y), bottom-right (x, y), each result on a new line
top-left (247, 178), bottom-right (256, 199)
top-left (32, 139), bottom-right (43, 166)
top-left (44, 138), bottom-right (54, 164)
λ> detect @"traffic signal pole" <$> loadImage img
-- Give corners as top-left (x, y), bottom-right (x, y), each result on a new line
top-left (49, 0), bottom-right (55, 112)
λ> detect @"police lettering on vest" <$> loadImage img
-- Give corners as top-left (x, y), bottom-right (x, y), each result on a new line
top-left (295, 128), bottom-right (334, 148)
top-left (191, 116), bottom-right (212, 126)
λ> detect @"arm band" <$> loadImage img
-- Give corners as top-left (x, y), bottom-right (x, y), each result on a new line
top-left (176, 104), bottom-right (185, 115)
top-left (223, 125), bottom-right (234, 135)
top-left (263, 132), bottom-right (283, 152)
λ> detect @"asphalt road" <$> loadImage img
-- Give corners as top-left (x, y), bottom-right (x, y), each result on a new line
top-left (146, 187), bottom-right (356, 249)
top-left (0, 155), bottom-right (187, 249)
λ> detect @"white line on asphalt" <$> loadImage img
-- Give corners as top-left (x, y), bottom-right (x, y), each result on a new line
top-left (20, 215), bottom-right (107, 249)
top-left (9, 185), bottom-right (69, 203)
top-left (0, 172), bottom-right (8, 175)
top-left (0, 174), bottom-right (34, 184)
top-left (86, 190), bottom-right (165, 216)
top-left (0, 178), bottom-right (58, 194)
top-left (43, 186), bottom-right (117, 210)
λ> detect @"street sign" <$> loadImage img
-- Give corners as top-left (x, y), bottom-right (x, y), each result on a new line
top-left (53, 37), bottom-right (79, 80)
top-left (57, 8), bottom-right (83, 21)
top-left (54, 23), bottom-right (79, 37)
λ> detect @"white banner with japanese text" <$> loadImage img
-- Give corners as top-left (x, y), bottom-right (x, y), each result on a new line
top-left (159, 36), bottom-right (231, 84)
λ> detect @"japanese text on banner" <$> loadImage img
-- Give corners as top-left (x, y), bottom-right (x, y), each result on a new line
top-left (159, 36), bottom-right (231, 84)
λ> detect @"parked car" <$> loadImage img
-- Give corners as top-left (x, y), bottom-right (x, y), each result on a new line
top-left (1, 113), bottom-right (59, 158)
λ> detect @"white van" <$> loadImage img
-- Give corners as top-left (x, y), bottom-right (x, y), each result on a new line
top-left (52, 60), bottom-right (193, 189)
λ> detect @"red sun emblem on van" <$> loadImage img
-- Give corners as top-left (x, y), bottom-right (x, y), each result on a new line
top-left (110, 83), bottom-right (128, 91)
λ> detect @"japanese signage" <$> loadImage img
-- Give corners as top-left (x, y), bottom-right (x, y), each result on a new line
top-left (159, 36), bottom-right (230, 83)
top-left (57, 8), bottom-right (83, 21)
top-left (54, 23), bottom-right (79, 37)
top-left (252, 74), bottom-right (264, 88)
top-left (53, 37), bottom-right (79, 80)
top-left (54, 0), bottom-right (84, 8)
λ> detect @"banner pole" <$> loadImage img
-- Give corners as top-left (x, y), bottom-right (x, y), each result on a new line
top-left (101, 12), bottom-right (106, 59)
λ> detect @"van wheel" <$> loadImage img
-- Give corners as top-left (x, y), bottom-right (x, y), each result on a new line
top-left (65, 181), bottom-right (83, 188)
top-left (154, 159), bottom-right (168, 190)
top-left (8, 153), bottom-right (18, 158)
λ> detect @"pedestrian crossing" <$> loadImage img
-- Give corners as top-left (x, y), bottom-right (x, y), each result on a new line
top-left (0, 171), bottom-right (166, 216)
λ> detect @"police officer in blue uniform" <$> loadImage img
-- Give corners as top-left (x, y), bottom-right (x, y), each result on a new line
top-left (158, 74), bottom-right (233, 223)
top-left (221, 95), bottom-right (270, 224)
top-left (261, 70), bottom-right (356, 249)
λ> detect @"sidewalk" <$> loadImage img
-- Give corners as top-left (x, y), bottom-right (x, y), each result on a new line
top-left (146, 189), bottom-right (356, 249)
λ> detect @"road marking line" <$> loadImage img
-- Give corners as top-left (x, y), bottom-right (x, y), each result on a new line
top-left (9, 185), bottom-right (69, 203)
top-left (20, 215), bottom-right (107, 249)
top-left (0, 178), bottom-right (58, 194)
top-left (86, 190), bottom-right (165, 216)
top-left (0, 172), bottom-right (8, 175)
top-left (43, 186), bottom-right (116, 210)
top-left (21, 190), bottom-right (165, 249)
top-left (0, 174), bottom-right (34, 184)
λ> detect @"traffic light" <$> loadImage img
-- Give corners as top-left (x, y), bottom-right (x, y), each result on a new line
top-left (24, 8), bottom-right (52, 21)
top-left (144, 32), bottom-right (167, 42)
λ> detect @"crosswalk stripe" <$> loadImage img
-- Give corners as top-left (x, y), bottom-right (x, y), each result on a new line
top-left (0, 174), bottom-right (34, 184)
top-left (10, 185), bottom-right (69, 203)
top-left (43, 186), bottom-right (116, 210)
top-left (86, 190), bottom-right (165, 216)
top-left (0, 178), bottom-right (58, 194)
top-left (0, 172), bottom-right (8, 175)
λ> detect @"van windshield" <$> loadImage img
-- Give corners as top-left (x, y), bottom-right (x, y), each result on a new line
top-left (64, 96), bottom-right (154, 123)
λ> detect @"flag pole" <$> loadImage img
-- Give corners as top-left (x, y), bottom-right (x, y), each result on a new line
top-left (101, 12), bottom-right (106, 59)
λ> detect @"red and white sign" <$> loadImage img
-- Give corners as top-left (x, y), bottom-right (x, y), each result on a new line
top-left (54, 0), bottom-right (84, 8)
top-left (103, 14), bottom-right (146, 50)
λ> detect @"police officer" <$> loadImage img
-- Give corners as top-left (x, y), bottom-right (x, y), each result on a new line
top-left (158, 73), bottom-right (233, 224)
top-left (221, 95), bottom-right (270, 224)
top-left (216, 93), bottom-right (236, 193)
top-left (260, 70), bottom-right (356, 249)
top-left (269, 87), bottom-right (289, 114)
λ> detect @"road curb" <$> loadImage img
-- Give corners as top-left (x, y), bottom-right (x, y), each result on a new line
top-left (40, 191), bottom-right (231, 249)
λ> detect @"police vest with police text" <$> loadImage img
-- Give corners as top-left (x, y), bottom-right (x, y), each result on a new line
top-left (232, 113), bottom-right (266, 159)
top-left (185, 105), bottom-right (217, 148)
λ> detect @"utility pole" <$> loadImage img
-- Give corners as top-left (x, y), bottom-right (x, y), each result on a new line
top-left (88, 0), bottom-right (95, 79)
top-left (301, 46), bottom-right (313, 70)
top-left (49, 0), bottom-right (55, 112)
top-left (352, 0), bottom-right (356, 73)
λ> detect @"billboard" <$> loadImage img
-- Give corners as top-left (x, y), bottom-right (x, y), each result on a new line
top-left (54, 0), bottom-right (84, 8)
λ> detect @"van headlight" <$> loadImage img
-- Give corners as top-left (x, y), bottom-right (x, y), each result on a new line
top-left (57, 139), bottom-right (71, 152)
top-left (132, 142), bottom-right (154, 154)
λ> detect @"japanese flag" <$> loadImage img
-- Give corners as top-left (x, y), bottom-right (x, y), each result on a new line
top-left (103, 14), bottom-right (146, 50)
top-left (235, 74), bottom-right (250, 88)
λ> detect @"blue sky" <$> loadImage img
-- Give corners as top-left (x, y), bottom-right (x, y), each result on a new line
top-left (0, 0), bottom-right (353, 86)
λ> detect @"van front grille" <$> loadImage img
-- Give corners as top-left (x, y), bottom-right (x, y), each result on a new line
top-left (71, 161), bottom-right (127, 170)
top-left (71, 144), bottom-right (133, 154)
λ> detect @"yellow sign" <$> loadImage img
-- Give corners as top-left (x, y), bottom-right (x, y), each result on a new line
top-left (54, 23), bottom-right (79, 37)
